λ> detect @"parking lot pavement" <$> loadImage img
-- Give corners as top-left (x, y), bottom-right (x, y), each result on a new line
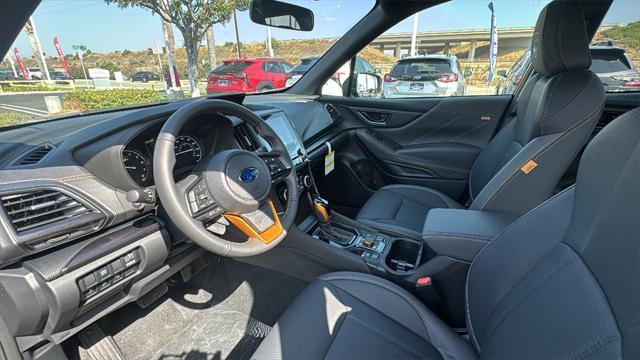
top-left (0, 92), bottom-right (64, 116)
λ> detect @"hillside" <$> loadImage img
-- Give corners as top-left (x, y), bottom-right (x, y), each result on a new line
top-left (595, 21), bottom-right (640, 60)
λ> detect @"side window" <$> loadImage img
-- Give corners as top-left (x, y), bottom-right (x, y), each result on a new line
top-left (263, 62), bottom-right (280, 73)
top-left (331, 2), bottom-right (611, 98)
top-left (282, 63), bottom-right (293, 73)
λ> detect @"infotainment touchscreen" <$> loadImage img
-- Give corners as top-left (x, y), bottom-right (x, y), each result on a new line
top-left (264, 113), bottom-right (307, 166)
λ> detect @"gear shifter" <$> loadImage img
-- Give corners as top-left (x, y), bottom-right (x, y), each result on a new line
top-left (309, 194), bottom-right (354, 245)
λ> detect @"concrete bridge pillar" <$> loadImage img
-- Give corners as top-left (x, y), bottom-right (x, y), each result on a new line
top-left (395, 43), bottom-right (402, 58)
top-left (468, 40), bottom-right (477, 61)
top-left (443, 42), bottom-right (450, 55)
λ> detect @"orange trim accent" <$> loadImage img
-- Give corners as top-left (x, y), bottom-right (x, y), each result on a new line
top-left (313, 202), bottom-right (330, 222)
top-left (224, 200), bottom-right (283, 243)
top-left (521, 160), bottom-right (538, 174)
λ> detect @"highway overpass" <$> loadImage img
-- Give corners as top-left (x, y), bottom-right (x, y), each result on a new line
top-left (373, 26), bottom-right (615, 60)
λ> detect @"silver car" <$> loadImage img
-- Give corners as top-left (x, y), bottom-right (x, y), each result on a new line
top-left (383, 55), bottom-right (470, 98)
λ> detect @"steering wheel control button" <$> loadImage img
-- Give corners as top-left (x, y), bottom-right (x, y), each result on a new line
top-left (262, 155), bottom-right (290, 181)
top-left (188, 179), bottom-right (218, 216)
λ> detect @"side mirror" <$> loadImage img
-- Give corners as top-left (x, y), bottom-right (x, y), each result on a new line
top-left (250, 0), bottom-right (314, 31)
top-left (497, 69), bottom-right (507, 78)
top-left (375, 68), bottom-right (382, 74)
top-left (463, 70), bottom-right (473, 78)
top-left (351, 73), bottom-right (382, 98)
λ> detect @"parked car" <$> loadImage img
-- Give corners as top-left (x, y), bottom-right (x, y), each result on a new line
top-left (590, 43), bottom-right (639, 92)
top-left (383, 55), bottom-right (470, 98)
top-left (48, 71), bottom-right (72, 80)
top-left (0, 69), bottom-right (18, 80)
top-left (130, 71), bottom-right (161, 82)
top-left (497, 44), bottom-right (639, 94)
top-left (26, 67), bottom-right (42, 79)
top-left (206, 58), bottom-right (293, 94)
top-left (495, 49), bottom-right (531, 95)
top-left (286, 55), bottom-right (381, 97)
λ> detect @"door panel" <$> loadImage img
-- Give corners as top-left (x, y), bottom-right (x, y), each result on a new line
top-left (316, 95), bottom-right (512, 209)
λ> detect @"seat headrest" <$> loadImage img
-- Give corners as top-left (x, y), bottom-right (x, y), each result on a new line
top-left (531, 1), bottom-right (591, 76)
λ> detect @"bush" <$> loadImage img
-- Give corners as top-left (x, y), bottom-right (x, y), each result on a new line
top-left (63, 89), bottom-right (163, 112)
top-left (0, 112), bottom-right (34, 127)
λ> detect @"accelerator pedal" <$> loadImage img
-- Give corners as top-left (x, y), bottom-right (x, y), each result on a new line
top-left (78, 323), bottom-right (125, 360)
top-left (136, 281), bottom-right (168, 309)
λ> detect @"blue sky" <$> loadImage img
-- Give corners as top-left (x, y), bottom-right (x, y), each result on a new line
top-left (7, 0), bottom-right (640, 58)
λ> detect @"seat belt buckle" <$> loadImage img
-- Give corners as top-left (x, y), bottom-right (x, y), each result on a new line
top-left (415, 276), bottom-right (442, 306)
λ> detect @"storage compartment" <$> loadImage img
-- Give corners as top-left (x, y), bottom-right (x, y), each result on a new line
top-left (384, 238), bottom-right (423, 274)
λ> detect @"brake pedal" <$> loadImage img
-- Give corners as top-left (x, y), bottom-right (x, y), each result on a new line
top-left (136, 281), bottom-right (168, 309)
top-left (78, 323), bottom-right (125, 360)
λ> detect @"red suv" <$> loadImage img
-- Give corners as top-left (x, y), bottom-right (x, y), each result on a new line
top-left (206, 58), bottom-right (293, 94)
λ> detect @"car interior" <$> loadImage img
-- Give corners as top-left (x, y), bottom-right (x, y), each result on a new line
top-left (0, 0), bottom-right (638, 359)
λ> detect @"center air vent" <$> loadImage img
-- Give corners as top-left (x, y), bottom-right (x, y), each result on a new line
top-left (234, 123), bottom-right (260, 151)
top-left (15, 144), bottom-right (54, 166)
top-left (1, 190), bottom-right (92, 233)
top-left (325, 104), bottom-right (340, 121)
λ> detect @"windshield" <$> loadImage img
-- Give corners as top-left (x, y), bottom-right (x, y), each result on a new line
top-left (1, 0), bottom-right (374, 128)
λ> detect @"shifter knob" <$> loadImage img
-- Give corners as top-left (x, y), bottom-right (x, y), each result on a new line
top-left (311, 196), bottom-right (331, 223)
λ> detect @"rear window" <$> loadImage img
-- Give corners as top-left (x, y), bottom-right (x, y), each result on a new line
top-left (391, 59), bottom-right (452, 75)
top-left (212, 61), bottom-right (254, 74)
top-left (291, 58), bottom-right (318, 73)
top-left (590, 57), bottom-right (632, 74)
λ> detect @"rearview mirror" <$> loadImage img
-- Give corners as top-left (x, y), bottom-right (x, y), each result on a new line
top-left (250, 0), bottom-right (314, 31)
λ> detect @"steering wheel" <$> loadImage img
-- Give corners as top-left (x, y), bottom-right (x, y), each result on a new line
top-left (154, 99), bottom-right (298, 257)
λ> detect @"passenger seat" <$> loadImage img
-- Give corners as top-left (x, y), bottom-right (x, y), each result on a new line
top-left (356, 1), bottom-right (604, 239)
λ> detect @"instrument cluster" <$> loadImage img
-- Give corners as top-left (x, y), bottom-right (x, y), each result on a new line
top-left (122, 122), bottom-right (205, 187)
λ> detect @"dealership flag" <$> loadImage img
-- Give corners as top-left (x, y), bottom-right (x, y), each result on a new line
top-left (54, 37), bottom-right (71, 77)
top-left (13, 48), bottom-right (29, 80)
top-left (488, 2), bottom-right (498, 85)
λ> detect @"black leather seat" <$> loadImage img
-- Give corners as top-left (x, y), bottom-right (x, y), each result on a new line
top-left (356, 1), bottom-right (605, 239)
top-left (253, 105), bottom-right (640, 359)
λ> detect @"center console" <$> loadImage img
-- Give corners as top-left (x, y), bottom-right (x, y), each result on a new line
top-left (305, 203), bottom-right (427, 278)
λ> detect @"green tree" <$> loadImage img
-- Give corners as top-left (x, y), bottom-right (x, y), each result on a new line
top-left (104, 0), bottom-right (249, 97)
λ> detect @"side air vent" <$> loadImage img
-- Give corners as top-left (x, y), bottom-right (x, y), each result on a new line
top-left (1, 190), bottom-right (93, 233)
top-left (234, 123), bottom-right (260, 151)
top-left (325, 104), bottom-right (340, 121)
top-left (16, 144), bottom-right (54, 166)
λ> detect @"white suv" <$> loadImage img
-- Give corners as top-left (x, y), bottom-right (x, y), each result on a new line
top-left (383, 55), bottom-right (469, 98)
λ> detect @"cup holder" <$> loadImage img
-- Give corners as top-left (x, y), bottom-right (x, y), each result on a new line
top-left (384, 238), bottom-right (423, 274)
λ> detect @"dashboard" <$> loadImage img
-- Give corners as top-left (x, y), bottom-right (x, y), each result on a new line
top-left (0, 95), bottom-right (341, 355)
top-left (120, 110), bottom-right (307, 188)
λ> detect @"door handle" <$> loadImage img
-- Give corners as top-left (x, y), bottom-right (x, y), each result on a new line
top-left (357, 110), bottom-right (390, 125)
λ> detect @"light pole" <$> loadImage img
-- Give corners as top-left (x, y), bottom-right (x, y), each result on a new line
top-left (410, 13), bottom-right (419, 57)
top-left (267, 26), bottom-right (274, 58)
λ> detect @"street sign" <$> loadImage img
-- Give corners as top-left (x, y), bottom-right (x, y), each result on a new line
top-left (72, 45), bottom-right (87, 51)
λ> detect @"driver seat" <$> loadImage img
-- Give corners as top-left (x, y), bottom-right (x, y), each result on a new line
top-left (252, 106), bottom-right (640, 358)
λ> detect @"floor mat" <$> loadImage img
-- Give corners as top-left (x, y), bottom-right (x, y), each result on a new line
top-left (93, 257), bottom-right (305, 360)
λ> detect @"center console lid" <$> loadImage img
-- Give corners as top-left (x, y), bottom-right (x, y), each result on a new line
top-left (422, 208), bottom-right (517, 262)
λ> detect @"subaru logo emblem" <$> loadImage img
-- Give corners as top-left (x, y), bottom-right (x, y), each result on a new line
top-left (239, 167), bottom-right (259, 183)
